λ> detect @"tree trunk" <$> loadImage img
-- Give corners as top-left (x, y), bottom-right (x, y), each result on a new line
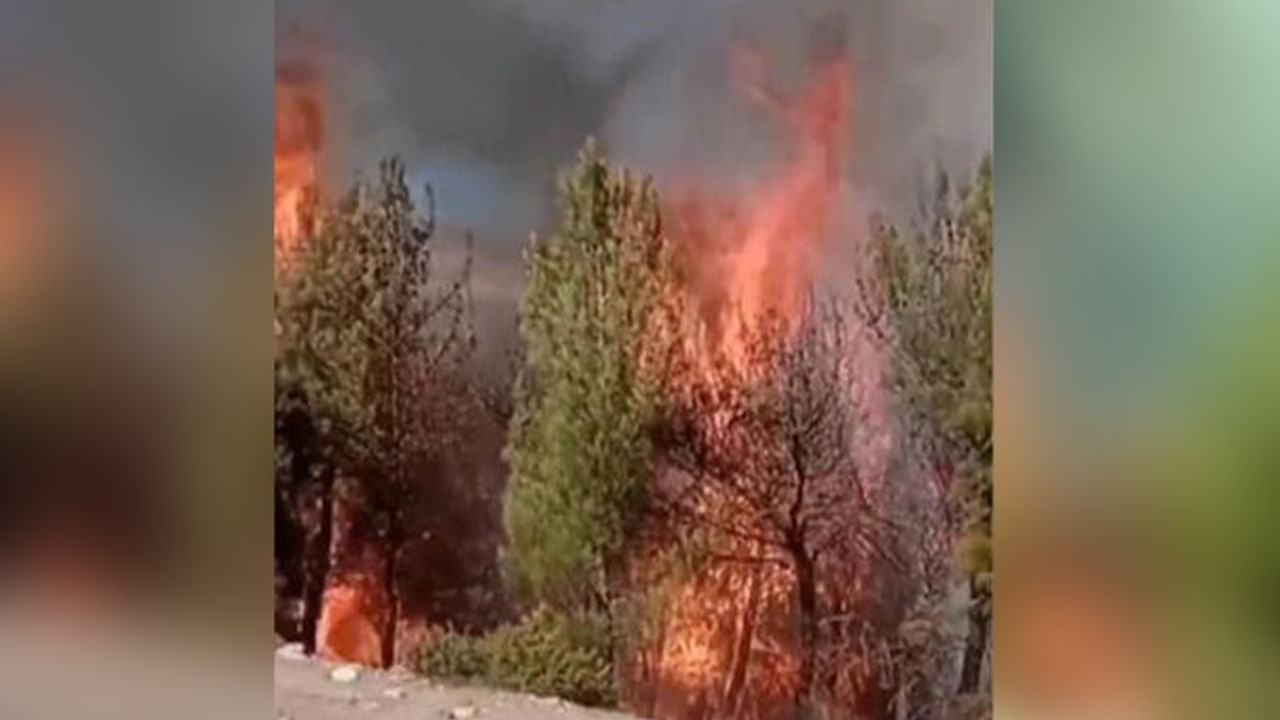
top-left (957, 576), bottom-right (990, 694)
top-left (723, 558), bottom-right (763, 715)
top-left (794, 548), bottom-right (820, 720)
top-left (301, 469), bottom-right (334, 655)
top-left (275, 486), bottom-right (305, 640)
top-left (381, 527), bottom-right (401, 669)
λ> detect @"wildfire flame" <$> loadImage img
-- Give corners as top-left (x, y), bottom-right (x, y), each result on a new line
top-left (272, 35), bottom-right (891, 713)
top-left (644, 49), bottom-right (863, 719)
top-left (275, 55), bottom-right (397, 667)
top-left (274, 61), bottom-right (325, 265)
top-left (667, 50), bottom-right (850, 385)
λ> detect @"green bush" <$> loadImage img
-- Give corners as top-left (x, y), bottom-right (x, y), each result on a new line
top-left (419, 630), bottom-right (488, 679)
top-left (418, 607), bottom-right (616, 707)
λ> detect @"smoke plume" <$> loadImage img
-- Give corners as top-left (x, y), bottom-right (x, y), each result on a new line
top-left (276, 0), bottom-right (991, 373)
top-left (277, 0), bottom-right (990, 233)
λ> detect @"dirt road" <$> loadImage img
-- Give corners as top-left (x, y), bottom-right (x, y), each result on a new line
top-left (274, 648), bottom-right (641, 720)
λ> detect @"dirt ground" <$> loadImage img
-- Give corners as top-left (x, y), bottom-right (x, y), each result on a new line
top-left (274, 648), bottom-right (641, 720)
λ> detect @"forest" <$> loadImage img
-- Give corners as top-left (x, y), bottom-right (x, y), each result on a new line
top-left (274, 39), bottom-right (991, 720)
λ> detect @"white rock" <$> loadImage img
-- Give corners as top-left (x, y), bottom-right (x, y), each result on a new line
top-left (329, 664), bottom-right (362, 683)
top-left (382, 686), bottom-right (407, 700)
top-left (275, 643), bottom-right (307, 661)
top-left (448, 705), bottom-right (479, 719)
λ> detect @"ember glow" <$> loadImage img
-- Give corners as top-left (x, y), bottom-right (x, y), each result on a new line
top-left (644, 553), bottom-right (801, 720)
top-left (316, 576), bottom-right (386, 668)
top-left (274, 62), bottom-right (325, 264)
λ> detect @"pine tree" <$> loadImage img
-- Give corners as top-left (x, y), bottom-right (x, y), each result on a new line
top-left (505, 141), bottom-right (672, 612)
top-left (275, 157), bottom-right (472, 666)
top-left (867, 156), bottom-right (992, 696)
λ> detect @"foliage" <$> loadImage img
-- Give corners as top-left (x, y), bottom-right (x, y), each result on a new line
top-left (274, 156), bottom-right (474, 663)
top-left (275, 157), bottom-right (472, 477)
top-left (504, 140), bottom-right (673, 609)
top-left (867, 156), bottom-right (992, 585)
top-left (864, 157), bottom-right (992, 704)
top-left (419, 607), bottom-right (617, 707)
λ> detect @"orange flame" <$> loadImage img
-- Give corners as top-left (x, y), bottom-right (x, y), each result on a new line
top-left (643, 49), bottom-right (859, 719)
top-left (668, 50), bottom-right (850, 384)
top-left (274, 61), bottom-right (325, 265)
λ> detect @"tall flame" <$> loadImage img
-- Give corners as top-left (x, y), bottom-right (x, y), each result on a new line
top-left (644, 49), bottom-right (860, 720)
top-left (668, 50), bottom-right (850, 384)
top-left (274, 61), bottom-right (325, 265)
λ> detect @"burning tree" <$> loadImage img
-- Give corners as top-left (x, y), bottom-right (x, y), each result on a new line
top-left (656, 300), bottom-right (901, 720)
top-left (863, 157), bottom-right (993, 707)
top-left (275, 157), bottom-right (474, 666)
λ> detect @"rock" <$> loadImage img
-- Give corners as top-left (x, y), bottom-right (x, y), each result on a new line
top-left (329, 664), bottom-right (362, 684)
top-left (387, 667), bottom-right (416, 683)
top-left (447, 704), bottom-right (479, 718)
top-left (362, 700), bottom-right (382, 711)
top-left (382, 686), bottom-right (407, 700)
top-left (275, 643), bottom-right (307, 661)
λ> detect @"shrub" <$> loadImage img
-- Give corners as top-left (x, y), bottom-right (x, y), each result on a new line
top-left (419, 629), bottom-right (488, 679)
top-left (418, 606), bottom-right (616, 707)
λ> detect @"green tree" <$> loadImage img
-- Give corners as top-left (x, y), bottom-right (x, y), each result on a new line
top-left (505, 141), bottom-right (672, 612)
top-left (866, 157), bottom-right (992, 696)
top-left (275, 157), bottom-right (472, 666)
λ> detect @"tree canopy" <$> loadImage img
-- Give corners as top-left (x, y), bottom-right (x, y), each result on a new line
top-left (504, 141), bottom-right (673, 609)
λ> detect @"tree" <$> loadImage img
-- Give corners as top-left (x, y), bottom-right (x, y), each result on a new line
top-left (274, 373), bottom-right (326, 650)
top-left (863, 156), bottom-right (992, 697)
top-left (658, 300), bottom-right (897, 720)
top-left (504, 140), bottom-right (672, 613)
top-left (275, 157), bottom-right (473, 666)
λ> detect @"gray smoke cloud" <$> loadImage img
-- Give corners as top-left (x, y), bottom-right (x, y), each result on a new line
top-left (279, 0), bottom-right (990, 234)
top-left (277, 0), bottom-right (991, 374)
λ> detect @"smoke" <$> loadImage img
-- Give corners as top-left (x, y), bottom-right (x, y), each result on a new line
top-left (276, 0), bottom-right (990, 376)
top-left (277, 0), bottom-right (990, 234)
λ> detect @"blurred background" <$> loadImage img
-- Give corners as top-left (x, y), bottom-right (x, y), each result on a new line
top-left (997, 1), bottom-right (1280, 718)
top-left (0, 1), bottom-right (270, 718)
